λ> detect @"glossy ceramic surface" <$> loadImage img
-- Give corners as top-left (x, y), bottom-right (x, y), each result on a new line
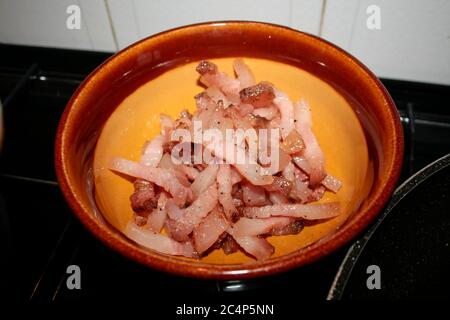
top-left (55, 22), bottom-right (403, 279)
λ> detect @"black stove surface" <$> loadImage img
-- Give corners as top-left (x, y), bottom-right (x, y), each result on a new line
top-left (1, 44), bottom-right (449, 304)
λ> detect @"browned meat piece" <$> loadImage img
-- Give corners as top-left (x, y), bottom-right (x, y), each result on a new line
top-left (246, 113), bottom-right (269, 130)
top-left (211, 232), bottom-right (227, 250)
top-left (269, 220), bottom-right (304, 236)
top-left (196, 60), bottom-right (218, 75)
top-left (174, 109), bottom-right (193, 130)
top-left (194, 162), bottom-right (207, 171)
top-left (164, 218), bottom-right (191, 242)
top-left (307, 185), bottom-right (326, 202)
top-left (163, 140), bottom-right (178, 153)
top-left (264, 176), bottom-right (292, 196)
top-left (239, 82), bottom-right (275, 108)
top-left (281, 130), bottom-right (305, 154)
top-left (233, 206), bottom-right (245, 223)
top-left (134, 215), bottom-right (148, 226)
top-left (133, 178), bottom-right (152, 191)
top-left (179, 109), bottom-right (193, 120)
top-left (222, 234), bottom-right (239, 255)
top-left (130, 179), bottom-right (157, 214)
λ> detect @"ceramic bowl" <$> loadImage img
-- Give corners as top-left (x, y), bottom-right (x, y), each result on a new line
top-left (55, 21), bottom-right (403, 279)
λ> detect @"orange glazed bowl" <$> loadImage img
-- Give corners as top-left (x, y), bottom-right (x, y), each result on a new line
top-left (55, 21), bottom-right (403, 279)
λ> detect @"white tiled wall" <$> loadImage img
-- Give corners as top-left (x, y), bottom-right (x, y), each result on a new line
top-left (290, 0), bottom-right (324, 35)
top-left (107, 0), bottom-right (321, 49)
top-left (108, 0), bottom-right (290, 48)
top-left (1, 0), bottom-right (449, 85)
top-left (0, 0), bottom-right (324, 50)
top-left (321, 0), bottom-right (450, 85)
top-left (0, 0), bottom-right (116, 51)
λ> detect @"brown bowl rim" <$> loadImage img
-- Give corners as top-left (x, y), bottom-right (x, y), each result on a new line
top-left (55, 21), bottom-right (404, 279)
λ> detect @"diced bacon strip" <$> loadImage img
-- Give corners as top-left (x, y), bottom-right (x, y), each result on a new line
top-left (159, 114), bottom-right (174, 139)
top-left (209, 115), bottom-right (233, 135)
top-left (292, 155), bottom-right (312, 178)
top-left (298, 169), bottom-right (309, 182)
top-left (201, 128), bottom-right (274, 186)
top-left (195, 101), bottom-right (224, 130)
top-left (229, 234), bottom-right (274, 261)
top-left (240, 82), bottom-right (275, 108)
top-left (165, 198), bottom-right (185, 220)
top-left (231, 217), bottom-right (292, 237)
top-left (217, 164), bottom-right (237, 220)
top-left (268, 116), bottom-right (281, 130)
top-left (125, 222), bottom-right (196, 258)
top-left (289, 166), bottom-right (311, 203)
top-left (252, 105), bottom-right (278, 120)
top-left (166, 184), bottom-right (219, 241)
top-left (321, 174), bottom-right (343, 193)
top-left (238, 103), bottom-right (255, 116)
top-left (243, 202), bottom-right (340, 220)
top-left (179, 165), bottom-right (200, 180)
top-left (193, 209), bottom-right (229, 254)
top-left (269, 192), bottom-right (290, 204)
top-left (234, 163), bottom-right (274, 186)
top-left (230, 167), bottom-right (242, 184)
top-left (290, 179), bottom-right (310, 203)
top-left (282, 161), bottom-right (295, 182)
top-left (233, 58), bottom-right (256, 89)
top-left (205, 86), bottom-right (230, 107)
top-left (146, 193), bottom-right (168, 232)
top-left (158, 153), bottom-right (194, 185)
top-left (308, 185), bottom-right (326, 202)
top-left (184, 184), bottom-right (218, 225)
top-left (293, 99), bottom-right (326, 185)
top-left (191, 163), bottom-right (219, 199)
top-left (242, 182), bottom-right (267, 206)
top-left (141, 135), bottom-right (165, 167)
top-left (230, 113), bottom-right (253, 131)
top-left (263, 176), bottom-right (292, 197)
top-left (196, 61), bottom-right (241, 103)
top-left (164, 218), bottom-right (192, 242)
top-left (111, 157), bottom-right (191, 207)
top-left (273, 90), bottom-right (294, 139)
top-left (174, 110), bottom-right (192, 130)
top-left (158, 153), bottom-right (178, 170)
top-left (194, 91), bottom-right (217, 111)
top-left (270, 220), bottom-right (304, 236)
top-left (263, 147), bottom-right (291, 175)
top-left (281, 130), bottom-right (305, 155)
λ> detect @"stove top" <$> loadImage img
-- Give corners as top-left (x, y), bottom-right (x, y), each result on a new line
top-left (1, 44), bottom-right (449, 305)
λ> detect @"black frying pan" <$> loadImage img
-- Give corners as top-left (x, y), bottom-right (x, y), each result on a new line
top-left (328, 154), bottom-right (450, 300)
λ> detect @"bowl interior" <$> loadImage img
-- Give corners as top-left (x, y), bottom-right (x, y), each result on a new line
top-left (56, 22), bottom-right (402, 277)
top-left (93, 57), bottom-right (373, 264)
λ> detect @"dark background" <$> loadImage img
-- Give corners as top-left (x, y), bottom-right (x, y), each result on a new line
top-left (0, 44), bottom-right (449, 305)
